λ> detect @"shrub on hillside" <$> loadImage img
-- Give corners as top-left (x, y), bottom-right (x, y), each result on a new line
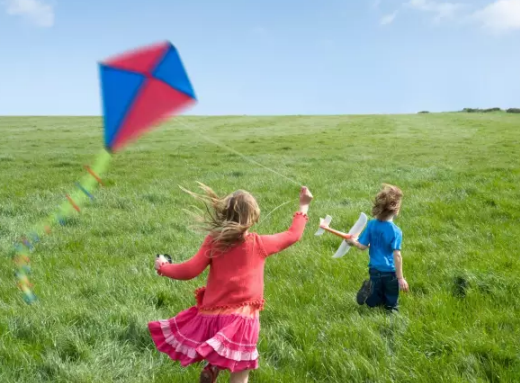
top-left (418, 111), bottom-right (429, 114)
top-left (506, 108), bottom-right (520, 114)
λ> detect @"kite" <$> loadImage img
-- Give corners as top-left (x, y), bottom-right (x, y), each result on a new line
top-left (315, 213), bottom-right (368, 258)
top-left (101, 41), bottom-right (196, 152)
top-left (11, 41), bottom-right (197, 304)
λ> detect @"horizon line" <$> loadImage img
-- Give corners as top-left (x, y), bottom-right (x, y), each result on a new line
top-left (0, 112), bottom-right (462, 118)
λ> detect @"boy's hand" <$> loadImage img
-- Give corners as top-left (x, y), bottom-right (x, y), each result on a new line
top-left (346, 238), bottom-right (357, 246)
top-left (299, 186), bottom-right (313, 206)
top-left (398, 278), bottom-right (409, 292)
top-left (345, 234), bottom-right (359, 246)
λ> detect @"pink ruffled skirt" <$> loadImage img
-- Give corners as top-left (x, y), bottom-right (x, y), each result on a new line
top-left (148, 304), bottom-right (260, 372)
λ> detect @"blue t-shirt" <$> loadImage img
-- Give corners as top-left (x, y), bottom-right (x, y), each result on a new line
top-left (358, 219), bottom-right (402, 272)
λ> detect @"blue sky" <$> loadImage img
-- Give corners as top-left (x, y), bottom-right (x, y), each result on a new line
top-left (0, 0), bottom-right (519, 115)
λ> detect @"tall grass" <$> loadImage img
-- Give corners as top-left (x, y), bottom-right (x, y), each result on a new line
top-left (1, 113), bottom-right (519, 382)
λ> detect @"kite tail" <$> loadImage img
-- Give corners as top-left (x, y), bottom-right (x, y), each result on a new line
top-left (12, 149), bottom-right (112, 304)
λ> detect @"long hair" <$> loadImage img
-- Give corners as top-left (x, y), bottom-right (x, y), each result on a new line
top-left (181, 182), bottom-right (260, 255)
top-left (372, 184), bottom-right (403, 221)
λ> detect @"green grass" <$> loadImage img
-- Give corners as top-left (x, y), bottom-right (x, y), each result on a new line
top-left (1, 113), bottom-right (520, 382)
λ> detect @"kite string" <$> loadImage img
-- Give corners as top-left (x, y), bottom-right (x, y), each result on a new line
top-left (256, 199), bottom-right (295, 227)
top-left (174, 117), bottom-right (305, 229)
top-left (174, 118), bottom-right (303, 187)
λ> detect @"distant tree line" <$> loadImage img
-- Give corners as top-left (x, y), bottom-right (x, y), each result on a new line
top-left (417, 108), bottom-right (520, 114)
top-left (461, 107), bottom-right (520, 113)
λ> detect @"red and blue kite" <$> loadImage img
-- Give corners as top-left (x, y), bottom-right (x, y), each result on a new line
top-left (13, 41), bottom-right (196, 304)
top-left (100, 40), bottom-right (196, 152)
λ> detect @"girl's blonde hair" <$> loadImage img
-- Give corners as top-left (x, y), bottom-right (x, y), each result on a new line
top-left (372, 184), bottom-right (403, 221)
top-left (181, 182), bottom-right (260, 254)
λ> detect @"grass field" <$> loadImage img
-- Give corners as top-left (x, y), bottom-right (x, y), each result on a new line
top-left (1, 113), bottom-right (520, 382)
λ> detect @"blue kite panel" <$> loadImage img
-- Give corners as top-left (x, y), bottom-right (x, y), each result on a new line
top-left (152, 45), bottom-right (196, 100)
top-left (99, 65), bottom-right (146, 148)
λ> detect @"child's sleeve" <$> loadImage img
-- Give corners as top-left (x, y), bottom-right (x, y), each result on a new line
top-left (391, 229), bottom-right (402, 251)
top-left (358, 223), bottom-right (371, 246)
top-left (258, 212), bottom-right (308, 257)
top-left (158, 236), bottom-right (212, 280)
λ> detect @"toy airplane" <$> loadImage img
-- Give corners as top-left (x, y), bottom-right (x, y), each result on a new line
top-left (315, 212), bottom-right (368, 258)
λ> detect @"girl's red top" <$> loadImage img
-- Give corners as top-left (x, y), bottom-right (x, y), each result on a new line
top-left (158, 212), bottom-right (308, 311)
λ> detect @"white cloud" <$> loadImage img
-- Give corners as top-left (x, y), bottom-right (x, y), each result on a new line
top-left (380, 11), bottom-right (398, 25)
top-left (405, 0), bottom-right (465, 21)
top-left (4, 0), bottom-right (54, 27)
top-left (472, 0), bottom-right (520, 33)
top-left (372, 0), bottom-right (382, 10)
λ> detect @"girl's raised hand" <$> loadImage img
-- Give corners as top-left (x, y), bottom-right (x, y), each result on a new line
top-left (298, 186), bottom-right (313, 215)
top-left (299, 186), bottom-right (313, 205)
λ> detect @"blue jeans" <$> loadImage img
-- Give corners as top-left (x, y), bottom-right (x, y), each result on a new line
top-left (366, 268), bottom-right (399, 311)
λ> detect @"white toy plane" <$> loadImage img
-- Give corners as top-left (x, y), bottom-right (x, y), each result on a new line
top-left (315, 212), bottom-right (368, 258)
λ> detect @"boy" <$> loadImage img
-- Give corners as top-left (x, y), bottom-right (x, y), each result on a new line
top-left (347, 184), bottom-right (409, 311)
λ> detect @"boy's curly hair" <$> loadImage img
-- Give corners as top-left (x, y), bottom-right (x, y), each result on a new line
top-left (372, 184), bottom-right (403, 221)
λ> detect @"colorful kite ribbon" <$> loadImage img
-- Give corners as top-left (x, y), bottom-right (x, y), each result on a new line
top-left (11, 150), bottom-right (111, 303)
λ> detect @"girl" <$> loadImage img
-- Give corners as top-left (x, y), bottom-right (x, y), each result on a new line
top-left (149, 184), bottom-right (313, 383)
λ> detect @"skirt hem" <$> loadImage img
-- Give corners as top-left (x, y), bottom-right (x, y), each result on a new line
top-left (148, 305), bottom-right (260, 373)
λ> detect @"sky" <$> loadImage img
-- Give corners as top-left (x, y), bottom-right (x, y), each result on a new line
top-left (0, 0), bottom-right (519, 115)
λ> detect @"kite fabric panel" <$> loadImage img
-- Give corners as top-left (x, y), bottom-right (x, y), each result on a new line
top-left (100, 41), bottom-right (197, 152)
